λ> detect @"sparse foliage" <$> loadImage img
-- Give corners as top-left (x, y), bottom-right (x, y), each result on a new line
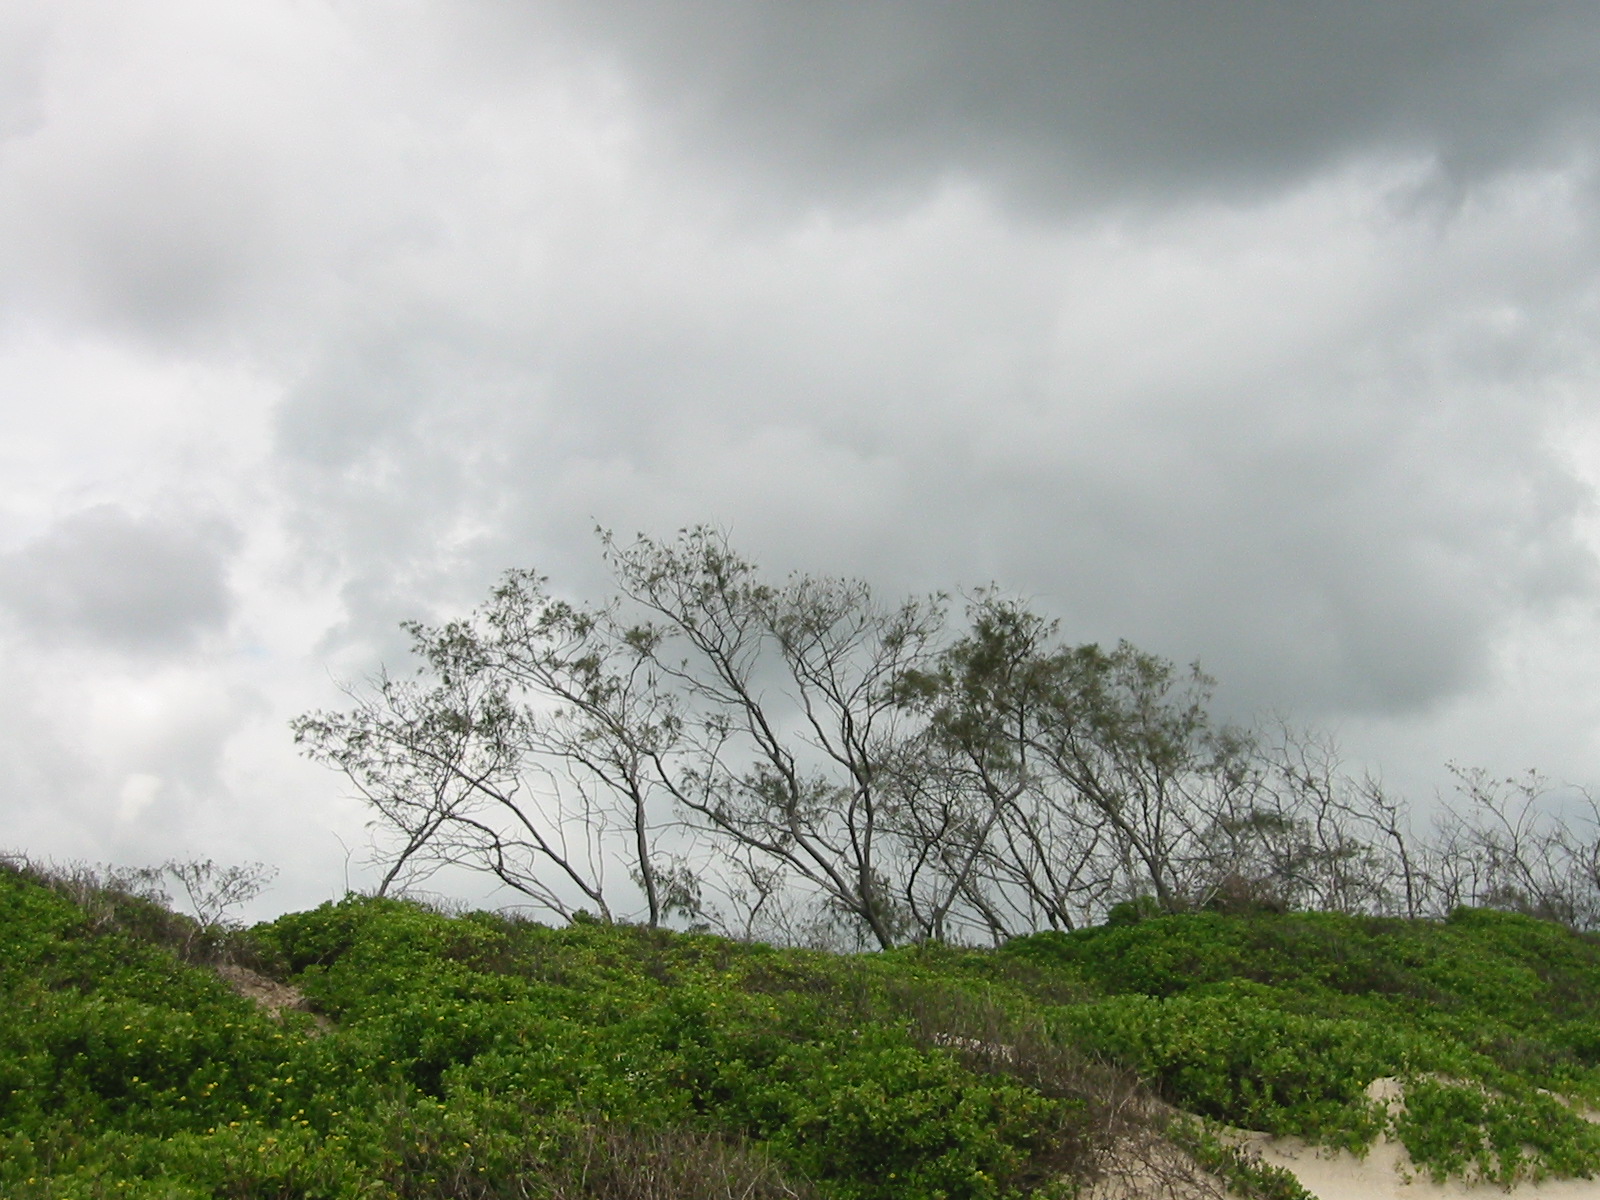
top-left (293, 621), bottom-right (623, 921)
top-left (293, 527), bottom-right (1600, 943)
top-left (162, 858), bottom-right (276, 929)
top-left (898, 594), bottom-right (1267, 937)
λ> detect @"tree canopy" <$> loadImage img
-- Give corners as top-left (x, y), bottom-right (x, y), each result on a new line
top-left (294, 527), bottom-right (1600, 947)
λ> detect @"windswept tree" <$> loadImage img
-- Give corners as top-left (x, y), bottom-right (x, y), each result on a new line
top-left (294, 525), bottom-right (1600, 942)
top-left (583, 528), bottom-right (951, 948)
top-left (293, 621), bottom-right (622, 920)
top-left (900, 594), bottom-right (1268, 933)
top-left (891, 596), bottom-right (1114, 938)
top-left (297, 527), bottom-right (954, 942)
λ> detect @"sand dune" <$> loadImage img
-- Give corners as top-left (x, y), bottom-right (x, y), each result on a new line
top-left (1243, 1131), bottom-right (1600, 1200)
top-left (1238, 1079), bottom-right (1600, 1200)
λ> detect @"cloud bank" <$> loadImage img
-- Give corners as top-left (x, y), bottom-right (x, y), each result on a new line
top-left (3, 1), bottom-right (1599, 912)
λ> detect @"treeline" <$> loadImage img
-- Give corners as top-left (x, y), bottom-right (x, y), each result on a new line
top-left (294, 527), bottom-right (1600, 948)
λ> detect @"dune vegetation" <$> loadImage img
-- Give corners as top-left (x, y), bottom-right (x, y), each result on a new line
top-left (13, 534), bottom-right (1600, 1197)
top-left (5, 855), bottom-right (1600, 1200)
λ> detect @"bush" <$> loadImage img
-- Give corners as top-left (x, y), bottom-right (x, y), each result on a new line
top-left (9, 858), bottom-right (1600, 1197)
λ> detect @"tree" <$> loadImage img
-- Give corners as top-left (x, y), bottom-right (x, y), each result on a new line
top-left (582, 527), bottom-right (949, 948)
top-left (293, 619), bottom-right (622, 921)
top-left (1253, 724), bottom-right (1424, 917)
top-left (163, 858), bottom-right (277, 929)
top-left (902, 594), bottom-right (1265, 931)
top-left (1429, 766), bottom-right (1600, 930)
top-left (296, 526), bottom-right (1600, 943)
top-left (295, 527), bottom-right (953, 944)
top-left (893, 595), bottom-right (1112, 938)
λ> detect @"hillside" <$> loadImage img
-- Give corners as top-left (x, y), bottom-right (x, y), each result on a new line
top-left (4, 860), bottom-right (1600, 1199)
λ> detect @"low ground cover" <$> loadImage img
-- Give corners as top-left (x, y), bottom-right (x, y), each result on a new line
top-left (3, 860), bottom-right (1599, 1198)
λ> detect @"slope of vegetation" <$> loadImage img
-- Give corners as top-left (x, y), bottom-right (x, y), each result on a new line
top-left (4, 859), bottom-right (1600, 1199)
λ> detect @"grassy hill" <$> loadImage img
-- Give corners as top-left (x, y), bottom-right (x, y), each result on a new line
top-left (4, 860), bottom-right (1600, 1199)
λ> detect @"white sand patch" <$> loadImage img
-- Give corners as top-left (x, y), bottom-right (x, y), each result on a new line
top-left (215, 963), bottom-right (332, 1032)
top-left (1078, 1136), bottom-right (1230, 1200)
top-left (1242, 1131), bottom-right (1600, 1200)
top-left (1238, 1079), bottom-right (1600, 1200)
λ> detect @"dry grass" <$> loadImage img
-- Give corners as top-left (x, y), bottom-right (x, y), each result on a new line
top-left (403, 1121), bottom-right (819, 1200)
top-left (0, 851), bottom-right (277, 969)
top-left (544, 1124), bottom-right (818, 1200)
top-left (893, 981), bottom-right (1233, 1199)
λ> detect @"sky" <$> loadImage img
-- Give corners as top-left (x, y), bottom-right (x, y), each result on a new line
top-left (5, 1), bottom-right (1600, 919)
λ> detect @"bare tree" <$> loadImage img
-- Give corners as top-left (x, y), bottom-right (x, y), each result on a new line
top-left (292, 628), bottom-right (618, 921)
top-left (1254, 735), bottom-right (1600, 930)
top-left (163, 859), bottom-right (277, 928)
top-left (1252, 725), bottom-right (1424, 917)
top-left (1437, 766), bottom-right (1600, 929)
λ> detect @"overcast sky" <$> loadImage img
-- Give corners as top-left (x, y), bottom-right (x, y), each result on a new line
top-left (5, 1), bottom-right (1600, 918)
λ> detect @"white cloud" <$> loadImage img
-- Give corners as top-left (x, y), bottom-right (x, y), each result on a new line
top-left (3, 1), bottom-right (1600, 911)
top-left (0, 504), bottom-right (237, 652)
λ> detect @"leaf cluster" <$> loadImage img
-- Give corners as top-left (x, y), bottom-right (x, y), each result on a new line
top-left (10, 855), bottom-right (1600, 1196)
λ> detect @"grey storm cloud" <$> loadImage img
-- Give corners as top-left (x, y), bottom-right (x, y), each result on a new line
top-left (0, 506), bottom-right (236, 654)
top-left (6, 0), bottom-right (1600, 910)
top-left (531, 0), bottom-right (1600, 210)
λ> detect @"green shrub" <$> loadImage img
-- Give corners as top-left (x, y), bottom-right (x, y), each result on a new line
top-left (11, 858), bottom-right (1600, 1197)
top-left (1054, 987), bottom-right (1395, 1147)
top-left (1394, 1077), bottom-right (1600, 1185)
